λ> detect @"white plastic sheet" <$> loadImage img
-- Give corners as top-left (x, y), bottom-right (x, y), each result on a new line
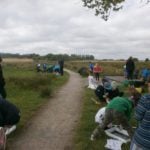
top-left (105, 139), bottom-right (123, 150)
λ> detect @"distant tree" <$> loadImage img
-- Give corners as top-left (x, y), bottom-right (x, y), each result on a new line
top-left (145, 58), bottom-right (149, 62)
top-left (133, 57), bottom-right (139, 62)
top-left (81, 0), bottom-right (149, 21)
top-left (45, 53), bottom-right (94, 61)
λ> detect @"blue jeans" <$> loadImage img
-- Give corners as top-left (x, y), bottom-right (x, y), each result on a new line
top-left (130, 138), bottom-right (143, 150)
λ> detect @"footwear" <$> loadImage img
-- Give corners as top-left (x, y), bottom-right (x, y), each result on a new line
top-left (5, 125), bottom-right (16, 135)
top-left (90, 134), bottom-right (95, 141)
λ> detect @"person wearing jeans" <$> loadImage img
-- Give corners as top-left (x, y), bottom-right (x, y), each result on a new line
top-left (130, 94), bottom-right (150, 150)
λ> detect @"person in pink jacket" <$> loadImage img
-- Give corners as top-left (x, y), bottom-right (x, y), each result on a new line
top-left (93, 63), bottom-right (102, 81)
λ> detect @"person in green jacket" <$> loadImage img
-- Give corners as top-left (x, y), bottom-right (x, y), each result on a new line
top-left (91, 87), bottom-right (141, 141)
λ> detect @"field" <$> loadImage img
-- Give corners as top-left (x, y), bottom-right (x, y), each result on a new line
top-left (65, 60), bottom-right (150, 76)
top-left (3, 58), bottom-right (33, 63)
top-left (2, 59), bottom-right (69, 138)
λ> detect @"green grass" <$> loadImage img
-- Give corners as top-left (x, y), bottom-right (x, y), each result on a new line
top-left (74, 89), bottom-right (107, 150)
top-left (3, 62), bottom-right (69, 137)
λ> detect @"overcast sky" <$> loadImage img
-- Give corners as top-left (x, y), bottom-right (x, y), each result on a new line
top-left (0, 0), bottom-right (150, 60)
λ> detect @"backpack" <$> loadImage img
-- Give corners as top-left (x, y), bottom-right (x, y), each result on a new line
top-left (95, 85), bottom-right (105, 101)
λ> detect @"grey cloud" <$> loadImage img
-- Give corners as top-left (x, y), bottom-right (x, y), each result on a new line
top-left (0, 0), bottom-right (150, 60)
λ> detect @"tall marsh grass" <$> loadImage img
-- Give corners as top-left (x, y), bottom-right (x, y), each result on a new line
top-left (65, 61), bottom-right (150, 76)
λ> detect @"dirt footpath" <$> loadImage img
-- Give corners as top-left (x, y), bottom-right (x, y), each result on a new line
top-left (7, 70), bottom-right (84, 150)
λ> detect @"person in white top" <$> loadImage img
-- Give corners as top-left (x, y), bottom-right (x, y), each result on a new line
top-left (88, 72), bottom-right (98, 90)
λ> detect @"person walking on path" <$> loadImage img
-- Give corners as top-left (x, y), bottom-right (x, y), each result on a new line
top-left (126, 57), bottom-right (135, 80)
top-left (93, 63), bottom-right (102, 81)
top-left (0, 57), bottom-right (6, 99)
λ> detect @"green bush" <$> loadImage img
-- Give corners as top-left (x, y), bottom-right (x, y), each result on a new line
top-left (40, 86), bottom-right (52, 98)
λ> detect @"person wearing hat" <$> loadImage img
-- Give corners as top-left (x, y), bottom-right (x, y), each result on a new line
top-left (91, 87), bottom-right (141, 141)
top-left (0, 57), bottom-right (6, 99)
top-left (103, 81), bottom-right (124, 103)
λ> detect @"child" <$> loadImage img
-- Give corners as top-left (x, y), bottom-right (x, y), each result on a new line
top-left (88, 72), bottom-right (98, 90)
top-left (93, 63), bottom-right (102, 81)
top-left (103, 81), bottom-right (124, 103)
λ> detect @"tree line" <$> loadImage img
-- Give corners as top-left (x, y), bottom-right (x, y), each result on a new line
top-left (0, 53), bottom-right (95, 61)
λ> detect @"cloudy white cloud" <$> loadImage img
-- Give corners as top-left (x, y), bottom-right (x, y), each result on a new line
top-left (0, 0), bottom-right (150, 60)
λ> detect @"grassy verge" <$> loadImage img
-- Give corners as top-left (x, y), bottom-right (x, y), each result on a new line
top-left (3, 63), bottom-right (69, 137)
top-left (74, 86), bottom-right (138, 150)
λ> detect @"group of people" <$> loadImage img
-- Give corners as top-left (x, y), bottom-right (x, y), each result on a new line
top-left (36, 59), bottom-right (64, 76)
top-left (124, 57), bottom-right (150, 82)
top-left (88, 67), bottom-right (150, 149)
top-left (94, 78), bottom-right (123, 103)
top-left (92, 88), bottom-right (150, 150)
top-left (89, 62), bottom-right (103, 81)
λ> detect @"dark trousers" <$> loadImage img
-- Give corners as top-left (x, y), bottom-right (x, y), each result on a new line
top-left (0, 87), bottom-right (6, 99)
top-left (60, 67), bottom-right (64, 76)
top-left (94, 73), bottom-right (99, 81)
top-left (127, 70), bottom-right (134, 80)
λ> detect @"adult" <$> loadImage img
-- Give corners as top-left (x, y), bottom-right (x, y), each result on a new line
top-left (0, 97), bottom-right (20, 127)
top-left (126, 57), bottom-right (135, 80)
top-left (93, 63), bottom-right (102, 81)
top-left (58, 59), bottom-right (64, 76)
top-left (0, 57), bottom-right (6, 99)
top-left (91, 87), bottom-right (141, 140)
top-left (130, 94), bottom-right (150, 150)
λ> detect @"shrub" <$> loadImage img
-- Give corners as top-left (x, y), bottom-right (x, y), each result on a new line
top-left (40, 86), bottom-right (52, 98)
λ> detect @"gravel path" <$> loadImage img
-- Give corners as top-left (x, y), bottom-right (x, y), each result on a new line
top-left (7, 70), bottom-right (84, 150)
